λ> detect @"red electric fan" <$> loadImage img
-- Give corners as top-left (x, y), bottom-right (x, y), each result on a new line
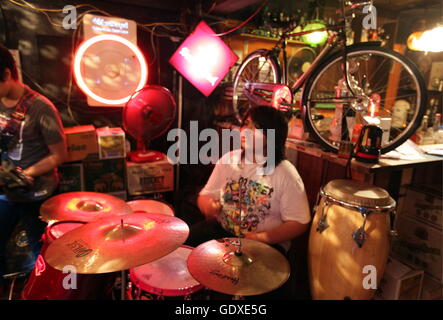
top-left (123, 85), bottom-right (177, 163)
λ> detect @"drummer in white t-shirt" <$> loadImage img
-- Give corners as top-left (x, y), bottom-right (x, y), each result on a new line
top-left (186, 105), bottom-right (311, 254)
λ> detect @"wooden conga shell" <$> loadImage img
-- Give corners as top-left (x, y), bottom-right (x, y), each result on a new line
top-left (308, 179), bottom-right (395, 300)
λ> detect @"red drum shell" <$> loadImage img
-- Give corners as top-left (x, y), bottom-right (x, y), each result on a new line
top-left (22, 221), bottom-right (115, 300)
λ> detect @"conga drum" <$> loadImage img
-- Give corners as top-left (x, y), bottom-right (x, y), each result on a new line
top-left (308, 179), bottom-right (395, 300)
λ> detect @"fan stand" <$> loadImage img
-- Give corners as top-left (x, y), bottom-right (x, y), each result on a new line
top-left (128, 140), bottom-right (165, 163)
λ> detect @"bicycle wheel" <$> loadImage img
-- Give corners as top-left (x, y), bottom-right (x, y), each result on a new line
top-left (232, 49), bottom-right (281, 124)
top-left (302, 45), bottom-right (427, 153)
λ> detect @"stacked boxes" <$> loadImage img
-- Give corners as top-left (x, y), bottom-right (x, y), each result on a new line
top-left (126, 158), bottom-right (174, 195)
top-left (376, 257), bottom-right (424, 300)
top-left (399, 186), bottom-right (442, 229)
top-left (61, 126), bottom-right (127, 200)
top-left (64, 125), bottom-right (98, 162)
top-left (58, 163), bottom-right (84, 193)
top-left (392, 184), bottom-right (443, 289)
top-left (61, 126), bottom-right (174, 198)
top-left (83, 158), bottom-right (127, 200)
top-left (97, 127), bottom-right (126, 159)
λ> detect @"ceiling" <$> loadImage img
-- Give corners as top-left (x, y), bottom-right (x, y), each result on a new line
top-left (374, 0), bottom-right (441, 11)
top-left (102, 0), bottom-right (440, 14)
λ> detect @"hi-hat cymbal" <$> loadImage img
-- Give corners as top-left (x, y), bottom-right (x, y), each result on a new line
top-left (187, 238), bottom-right (290, 296)
top-left (40, 192), bottom-right (133, 222)
top-left (44, 212), bottom-right (189, 274)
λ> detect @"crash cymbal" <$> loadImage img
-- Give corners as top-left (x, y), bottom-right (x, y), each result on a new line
top-left (44, 212), bottom-right (189, 274)
top-left (126, 200), bottom-right (174, 216)
top-left (40, 192), bottom-right (133, 222)
top-left (187, 238), bottom-right (290, 296)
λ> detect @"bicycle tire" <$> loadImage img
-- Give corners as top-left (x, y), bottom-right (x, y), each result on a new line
top-left (302, 45), bottom-right (427, 154)
top-left (232, 49), bottom-right (281, 124)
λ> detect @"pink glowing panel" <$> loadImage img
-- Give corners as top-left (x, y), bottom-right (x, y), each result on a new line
top-left (169, 21), bottom-right (238, 97)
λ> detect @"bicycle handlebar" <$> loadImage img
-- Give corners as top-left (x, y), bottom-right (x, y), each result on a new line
top-left (346, 0), bottom-right (373, 9)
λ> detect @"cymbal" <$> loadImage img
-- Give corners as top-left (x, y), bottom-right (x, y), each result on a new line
top-left (40, 192), bottom-right (133, 222)
top-left (44, 212), bottom-right (189, 274)
top-left (187, 238), bottom-right (290, 296)
top-left (126, 200), bottom-right (174, 216)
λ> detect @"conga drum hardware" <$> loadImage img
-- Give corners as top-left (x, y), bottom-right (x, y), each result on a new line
top-left (316, 187), bottom-right (396, 248)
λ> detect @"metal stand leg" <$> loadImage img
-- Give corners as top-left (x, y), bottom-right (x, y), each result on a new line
top-left (121, 270), bottom-right (127, 300)
top-left (8, 277), bottom-right (16, 300)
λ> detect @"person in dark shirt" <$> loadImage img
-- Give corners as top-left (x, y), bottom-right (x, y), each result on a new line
top-left (0, 44), bottom-right (67, 290)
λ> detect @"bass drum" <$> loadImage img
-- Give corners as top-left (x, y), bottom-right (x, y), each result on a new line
top-left (308, 179), bottom-right (395, 300)
top-left (22, 221), bottom-right (115, 300)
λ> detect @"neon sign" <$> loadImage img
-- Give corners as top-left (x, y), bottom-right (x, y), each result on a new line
top-left (73, 34), bottom-right (148, 105)
top-left (169, 21), bottom-right (238, 97)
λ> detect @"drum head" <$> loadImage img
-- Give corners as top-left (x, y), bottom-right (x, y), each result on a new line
top-left (323, 179), bottom-right (395, 208)
top-left (130, 246), bottom-right (203, 296)
top-left (126, 200), bottom-right (174, 216)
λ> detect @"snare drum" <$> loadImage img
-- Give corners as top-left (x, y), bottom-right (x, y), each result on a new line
top-left (308, 179), bottom-right (395, 300)
top-left (126, 200), bottom-right (174, 216)
top-left (22, 221), bottom-right (115, 300)
top-left (129, 245), bottom-right (204, 300)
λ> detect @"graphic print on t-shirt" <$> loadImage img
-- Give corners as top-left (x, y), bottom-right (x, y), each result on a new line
top-left (219, 177), bottom-right (273, 236)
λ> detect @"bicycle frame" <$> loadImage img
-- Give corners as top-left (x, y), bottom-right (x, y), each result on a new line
top-left (243, 0), bottom-right (375, 108)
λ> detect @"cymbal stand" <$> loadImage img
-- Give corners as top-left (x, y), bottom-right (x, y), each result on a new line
top-left (120, 219), bottom-right (126, 300)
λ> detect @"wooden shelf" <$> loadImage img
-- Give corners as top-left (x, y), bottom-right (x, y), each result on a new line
top-left (236, 33), bottom-right (308, 45)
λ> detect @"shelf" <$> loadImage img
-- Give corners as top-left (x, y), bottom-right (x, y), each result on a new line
top-left (235, 33), bottom-right (308, 45)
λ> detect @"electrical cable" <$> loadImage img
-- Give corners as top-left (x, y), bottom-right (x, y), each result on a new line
top-left (5, 0), bottom-right (189, 122)
top-left (213, 0), bottom-right (268, 37)
top-left (7, 0), bottom-right (100, 13)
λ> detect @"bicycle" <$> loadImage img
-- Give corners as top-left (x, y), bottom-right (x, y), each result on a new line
top-left (232, 0), bottom-right (427, 154)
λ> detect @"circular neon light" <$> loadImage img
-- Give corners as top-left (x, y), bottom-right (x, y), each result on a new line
top-left (74, 34), bottom-right (148, 105)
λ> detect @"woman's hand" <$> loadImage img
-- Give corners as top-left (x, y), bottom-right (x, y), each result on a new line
top-left (197, 194), bottom-right (222, 221)
top-left (244, 221), bottom-right (309, 244)
top-left (205, 198), bottom-right (222, 220)
top-left (244, 232), bottom-right (268, 243)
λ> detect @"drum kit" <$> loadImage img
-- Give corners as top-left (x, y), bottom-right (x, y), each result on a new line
top-left (19, 192), bottom-right (291, 300)
top-left (18, 177), bottom-right (395, 300)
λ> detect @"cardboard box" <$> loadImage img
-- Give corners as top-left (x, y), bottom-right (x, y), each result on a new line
top-left (376, 257), bottom-right (424, 300)
top-left (64, 125), bottom-right (98, 162)
top-left (126, 158), bottom-right (174, 195)
top-left (398, 186), bottom-right (442, 229)
top-left (97, 127), bottom-right (126, 159)
top-left (83, 158), bottom-right (126, 193)
top-left (392, 214), bottom-right (443, 283)
top-left (421, 276), bottom-right (443, 300)
top-left (58, 163), bottom-right (84, 193)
